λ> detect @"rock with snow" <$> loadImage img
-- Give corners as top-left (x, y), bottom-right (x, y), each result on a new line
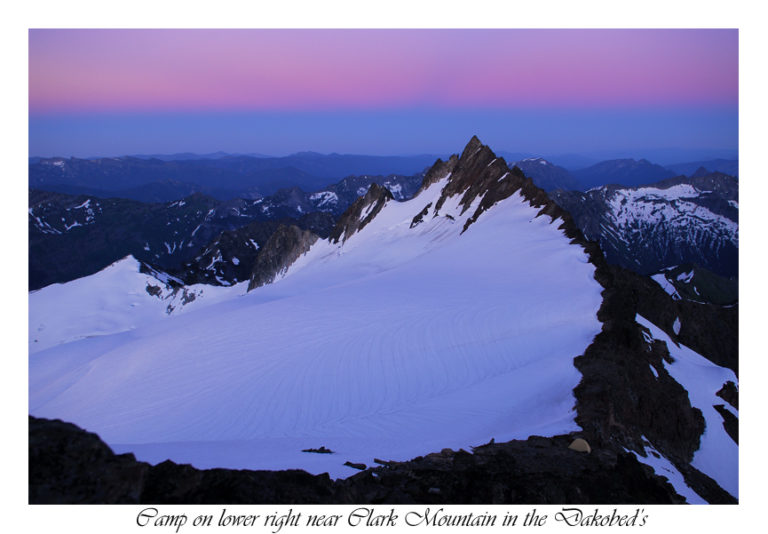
top-left (550, 173), bottom-right (738, 277)
top-left (247, 225), bottom-right (320, 290)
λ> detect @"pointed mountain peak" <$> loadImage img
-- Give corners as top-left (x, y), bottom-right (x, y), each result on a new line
top-left (408, 137), bottom-right (590, 242)
top-left (417, 137), bottom-right (498, 196)
top-left (460, 135), bottom-right (493, 162)
top-left (463, 134), bottom-right (482, 150)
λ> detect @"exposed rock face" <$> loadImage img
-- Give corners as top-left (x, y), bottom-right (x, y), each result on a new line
top-left (606, 266), bottom-right (738, 375)
top-left (415, 155), bottom-right (458, 195)
top-left (414, 136), bottom-right (589, 241)
top-left (247, 225), bottom-right (319, 290)
top-left (571, 263), bottom-right (737, 504)
top-left (712, 405), bottom-right (738, 445)
top-left (328, 183), bottom-right (393, 244)
top-left (572, 271), bottom-right (706, 465)
top-left (246, 182), bottom-right (397, 291)
top-left (29, 417), bottom-right (685, 504)
top-left (180, 220), bottom-right (283, 286)
top-left (716, 381), bottom-right (739, 409)
top-left (179, 212), bottom-right (335, 286)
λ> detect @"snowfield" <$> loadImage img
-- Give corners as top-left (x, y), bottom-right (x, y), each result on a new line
top-left (29, 177), bottom-right (604, 479)
top-left (28, 256), bottom-right (246, 355)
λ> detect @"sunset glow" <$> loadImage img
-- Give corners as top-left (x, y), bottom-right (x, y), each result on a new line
top-left (28, 29), bottom-right (738, 157)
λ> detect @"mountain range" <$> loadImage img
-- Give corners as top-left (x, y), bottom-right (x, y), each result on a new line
top-left (29, 153), bottom-right (439, 202)
top-left (29, 137), bottom-right (738, 504)
top-left (30, 151), bottom-right (738, 204)
top-left (28, 172), bottom-right (423, 290)
top-left (550, 173), bottom-right (738, 278)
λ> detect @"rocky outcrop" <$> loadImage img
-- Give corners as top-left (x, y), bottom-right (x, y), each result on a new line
top-left (177, 212), bottom-right (335, 287)
top-left (717, 381), bottom-right (739, 409)
top-left (247, 225), bottom-right (319, 290)
top-left (415, 155), bottom-right (458, 195)
top-left (328, 183), bottom-right (393, 244)
top-left (605, 266), bottom-right (738, 375)
top-left (29, 417), bottom-right (685, 504)
top-left (337, 435), bottom-right (682, 504)
top-left (572, 269), bottom-right (707, 465)
top-left (29, 417), bottom-right (148, 504)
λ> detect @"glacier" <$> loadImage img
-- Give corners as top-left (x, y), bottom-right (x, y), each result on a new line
top-left (29, 173), bottom-right (605, 479)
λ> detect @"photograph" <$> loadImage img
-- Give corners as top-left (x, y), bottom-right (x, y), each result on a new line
top-left (26, 25), bottom-right (739, 509)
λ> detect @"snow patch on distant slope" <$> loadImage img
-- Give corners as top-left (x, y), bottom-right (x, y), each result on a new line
top-left (309, 191), bottom-right (338, 209)
top-left (604, 186), bottom-right (738, 243)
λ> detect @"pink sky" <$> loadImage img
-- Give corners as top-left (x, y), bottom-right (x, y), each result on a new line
top-left (29, 29), bottom-right (737, 114)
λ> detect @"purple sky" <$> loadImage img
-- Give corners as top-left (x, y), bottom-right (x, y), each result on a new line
top-left (28, 29), bottom-right (738, 159)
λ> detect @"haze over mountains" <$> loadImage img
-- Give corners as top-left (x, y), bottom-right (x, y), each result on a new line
top-left (30, 149), bottom-right (738, 203)
top-left (29, 153), bottom-right (442, 202)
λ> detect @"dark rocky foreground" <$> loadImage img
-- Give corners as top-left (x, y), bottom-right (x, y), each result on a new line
top-left (30, 416), bottom-right (685, 504)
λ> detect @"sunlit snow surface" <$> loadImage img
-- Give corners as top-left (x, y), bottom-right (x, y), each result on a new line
top-left (29, 179), bottom-right (603, 479)
top-left (636, 315), bottom-right (738, 499)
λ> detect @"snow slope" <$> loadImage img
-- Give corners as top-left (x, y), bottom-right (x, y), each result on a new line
top-left (29, 177), bottom-right (604, 479)
top-left (626, 438), bottom-right (707, 504)
top-left (29, 256), bottom-right (246, 354)
top-left (637, 315), bottom-right (738, 499)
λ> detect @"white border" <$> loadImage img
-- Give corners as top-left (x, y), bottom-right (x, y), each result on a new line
top-left (5, 1), bottom-right (764, 532)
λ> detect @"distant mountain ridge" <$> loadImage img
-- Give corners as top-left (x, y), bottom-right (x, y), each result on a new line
top-left (28, 172), bottom-right (424, 290)
top-left (572, 158), bottom-right (677, 190)
top-left (550, 173), bottom-right (738, 277)
top-left (30, 152), bottom-right (442, 202)
top-left (510, 157), bottom-right (580, 192)
top-left (664, 159), bottom-right (738, 178)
